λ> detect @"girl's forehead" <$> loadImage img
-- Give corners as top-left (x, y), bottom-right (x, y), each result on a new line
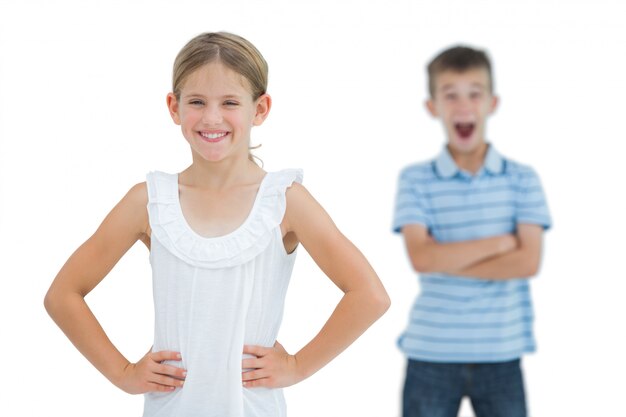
top-left (182, 62), bottom-right (252, 95)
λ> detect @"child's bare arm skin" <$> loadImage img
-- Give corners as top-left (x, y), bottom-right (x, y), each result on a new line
top-left (402, 224), bottom-right (517, 273)
top-left (241, 183), bottom-right (390, 388)
top-left (44, 183), bottom-right (186, 394)
top-left (447, 224), bottom-right (544, 280)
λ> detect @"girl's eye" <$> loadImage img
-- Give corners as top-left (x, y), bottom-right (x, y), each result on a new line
top-left (470, 92), bottom-right (482, 99)
top-left (444, 94), bottom-right (457, 101)
top-left (224, 101), bottom-right (239, 106)
top-left (189, 100), bottom-right (204, 106)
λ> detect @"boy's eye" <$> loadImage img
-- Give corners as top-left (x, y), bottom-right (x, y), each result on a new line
top-left (189, 100), bottom-right (204, 106)
top-left (224, 101), bottom-right (239, 106)
top-left (470, 92), bottom-right (482, 99)
top-left (444, 93), bottom-right (457, 101)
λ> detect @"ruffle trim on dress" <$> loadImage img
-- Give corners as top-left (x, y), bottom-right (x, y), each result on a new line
top-left (146, 169), bottom-right (303, 269)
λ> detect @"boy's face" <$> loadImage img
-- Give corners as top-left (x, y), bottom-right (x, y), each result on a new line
top-left (426, 68), bottom-right (498, 155)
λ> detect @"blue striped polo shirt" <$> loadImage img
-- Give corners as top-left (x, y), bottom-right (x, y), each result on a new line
top-left (392, 145), bottom-right (551, 363)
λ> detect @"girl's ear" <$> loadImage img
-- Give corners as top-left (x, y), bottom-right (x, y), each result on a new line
top-left (166, 93), bottom-right (181, 125)
top-left (252, 94), bottom-right (272, 126)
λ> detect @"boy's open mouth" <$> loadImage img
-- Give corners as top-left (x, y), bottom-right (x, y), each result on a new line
top-left (454, 123), bottom-right (475, 139)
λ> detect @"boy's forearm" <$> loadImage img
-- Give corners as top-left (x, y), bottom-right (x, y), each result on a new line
top-left (294, 287), bottom-right (389, 380)
top-left (44, 290), bottom-right (130, 387)
top-left (450, 247), bottom-right (540, 280)
top-left (413, 234), bottom-right (515, 273)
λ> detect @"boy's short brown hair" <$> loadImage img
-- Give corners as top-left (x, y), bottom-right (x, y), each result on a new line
top-left (427, 46), bottom-right (493, 97)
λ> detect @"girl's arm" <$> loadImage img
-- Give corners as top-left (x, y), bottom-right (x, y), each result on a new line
top-left (44, 183), bottom-right (186, 394)
top-left (242, 183), bottom-right (390, 388)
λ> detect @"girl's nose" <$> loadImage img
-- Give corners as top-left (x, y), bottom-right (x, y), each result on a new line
top-left (202, 106), bottom-right (223, 125)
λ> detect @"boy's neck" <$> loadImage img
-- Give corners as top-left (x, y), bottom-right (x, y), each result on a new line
top-left (447, 141), bottom-right (488, 174)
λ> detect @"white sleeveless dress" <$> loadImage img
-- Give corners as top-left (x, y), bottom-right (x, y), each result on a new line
top-left (144, 169), bottom-right (303, 417)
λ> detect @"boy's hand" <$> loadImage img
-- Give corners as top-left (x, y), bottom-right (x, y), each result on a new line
top-left (116, 350), bottom-right (186, 394)
top-left (242, 341), bottom-right (302, 388)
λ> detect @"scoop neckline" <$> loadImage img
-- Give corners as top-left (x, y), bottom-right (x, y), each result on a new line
top-left (173, 172), bottom-right (270, 242)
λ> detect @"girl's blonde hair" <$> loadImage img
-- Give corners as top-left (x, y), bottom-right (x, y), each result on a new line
top-left (172, 32), bottom-right (268, 166)
top-left (172, 32), bottom-right (268, 101)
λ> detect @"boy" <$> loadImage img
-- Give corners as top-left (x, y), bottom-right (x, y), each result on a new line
top-left (392, 46), bottom-right (551, 417)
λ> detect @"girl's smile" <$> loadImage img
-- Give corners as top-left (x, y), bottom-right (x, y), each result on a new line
top-left (199, 130), bottom-right (230, 143)
top-left (166, 62), bottom-right (270, 164)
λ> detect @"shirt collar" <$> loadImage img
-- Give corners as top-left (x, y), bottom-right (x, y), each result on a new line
top-left (483, 144), bottom-right (505, 175)
top-left (434, 143), bottom-right (504, 179)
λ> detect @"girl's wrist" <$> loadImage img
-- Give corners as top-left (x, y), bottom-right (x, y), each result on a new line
top-left (292, 352), bottom-right (314, 382)
top-left (107, 358), bottom-right (132, 390)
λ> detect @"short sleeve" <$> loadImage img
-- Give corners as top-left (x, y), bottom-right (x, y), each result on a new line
top-left (515, 167), bottom-right (552, 230)
top-left (392, 167), bottom-right (431, 234)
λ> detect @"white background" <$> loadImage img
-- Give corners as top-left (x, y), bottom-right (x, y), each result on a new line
top-left (1, 0), bottom-right (625, 416)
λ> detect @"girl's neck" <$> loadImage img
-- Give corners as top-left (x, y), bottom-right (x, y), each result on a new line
top-left (181, 153), bottom-right (265, 189)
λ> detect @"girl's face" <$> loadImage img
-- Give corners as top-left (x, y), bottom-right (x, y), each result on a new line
top-left (167, 62), bottom-right (270, 164)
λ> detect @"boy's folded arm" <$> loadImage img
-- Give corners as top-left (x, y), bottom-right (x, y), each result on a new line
top-left (450, 224), bottom-right (545, 280)
top-left (401, 224), bottom-right (516, 274)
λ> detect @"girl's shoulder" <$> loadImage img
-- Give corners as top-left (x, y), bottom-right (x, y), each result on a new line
top-left (119, 180), bottom-right (150, 222)
top-left (124, 181), bottom-right (150, 219)
top-left (92, 181), bottom-right (150, 243)
top-left (126, 181), bottom-right (149, 204)
top-left (282, 171), bottom-right (332, 231)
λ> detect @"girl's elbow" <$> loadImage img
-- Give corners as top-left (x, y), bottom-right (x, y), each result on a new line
top-left (43, 289), bottom-right (58, 317)
top-left (380, 293), bottom-right (392, 315)
top-left (43, 286), bottom-right (69, 318)
top-left (370, 289), bottom-right (391, 317)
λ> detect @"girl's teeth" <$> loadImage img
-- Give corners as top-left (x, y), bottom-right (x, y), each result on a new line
top-left (202, 132), bottom-right (227, 139)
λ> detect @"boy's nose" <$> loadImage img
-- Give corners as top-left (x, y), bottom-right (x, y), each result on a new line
top-left (458, 97), bottom-right (472, 109)
top-left (202, 106), bottom-right (223, 125)
top-left (455, 98), bottom-right (473, 114)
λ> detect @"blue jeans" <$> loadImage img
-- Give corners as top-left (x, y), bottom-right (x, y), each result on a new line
top-left (402, 359), bottom-right (527, 417)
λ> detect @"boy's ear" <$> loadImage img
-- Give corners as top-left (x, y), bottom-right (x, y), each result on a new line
top-left (253, 94), bottom-right (272, 126)
top-left (489, 95), bottom-right (499, 114)
top-left (425, 98), bottom-right (438, 118)
top-left (166, 93), bottom-right (181, 125)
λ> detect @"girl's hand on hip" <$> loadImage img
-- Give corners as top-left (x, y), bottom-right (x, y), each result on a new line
top-left (242, 341), bottom-right (301, 388)
top-left (117, 350), bottom-right (186, 394)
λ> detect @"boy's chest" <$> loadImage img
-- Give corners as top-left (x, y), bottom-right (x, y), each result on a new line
top-left (423, 177), bottom-right (518, 240)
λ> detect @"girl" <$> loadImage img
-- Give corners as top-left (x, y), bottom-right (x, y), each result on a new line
top-left (44, 32), bottom-right (390, 416)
